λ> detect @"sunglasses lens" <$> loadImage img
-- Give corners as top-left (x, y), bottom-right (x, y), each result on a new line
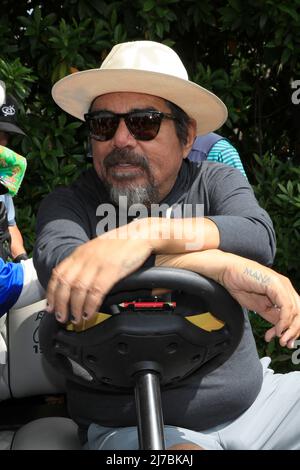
top-left (86, 111), bottom-right (167, 141)
top-left (88, 116), bottom-right (119, 141)
top-left (127, 113), bottom-right (162, 141)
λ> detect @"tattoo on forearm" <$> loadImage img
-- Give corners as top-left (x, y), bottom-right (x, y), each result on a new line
top-left (244, 267), bottom-right (271, 285)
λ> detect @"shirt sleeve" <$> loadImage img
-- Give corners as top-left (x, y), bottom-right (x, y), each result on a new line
top-left (33, 187), bottom-right (91, 290)
top-left (33, 186), bottom-right (157, 291)
top-left (4, 194), bottom-right (16, 226)
top-left (203, 163), bottom-right (276, 266)
top-left (0, 258), bottom-right (24, 317)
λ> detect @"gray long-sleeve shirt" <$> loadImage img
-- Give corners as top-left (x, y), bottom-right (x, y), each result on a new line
top-left (34, 160), bottom-right (275, 289)
top-left (33, 160), bottom-right (276, 431)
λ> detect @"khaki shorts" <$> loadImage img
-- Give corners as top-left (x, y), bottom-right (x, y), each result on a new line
top-left (87, 358), bottom-right (300, 450)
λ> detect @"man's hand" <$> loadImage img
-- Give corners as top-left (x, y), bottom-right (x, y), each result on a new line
top-left (46, 216), bottom-right (219, 324)
top-left (46, 222), bottom-right (153, 324)
top-left (155, 251), bottom-right (300, 349)
top-left (220, 259), bottom-right (300, 349)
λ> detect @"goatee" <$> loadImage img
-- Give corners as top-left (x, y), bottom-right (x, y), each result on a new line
top-left (102, 148), bottom-right (159, 207)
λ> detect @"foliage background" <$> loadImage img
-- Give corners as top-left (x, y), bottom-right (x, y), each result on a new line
top-left (1, 0), bottom-right (300, 371)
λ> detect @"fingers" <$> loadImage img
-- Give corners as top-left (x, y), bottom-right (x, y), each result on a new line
top-left (46, 262), bottom-right (75, 322)
top-left (260, 273), bottom-right (298, 345)
top-left (80, 286), bottom-right (106, 320)
top-left (47, 260), bottom-right (126, 324)
top-left (47, 269), bottom-right (107, 324)
top-left (69, 277), bottom-right (105, 324)
top-left (265, 321), bottom-right (300, 349)
top-left (279, 313), bottom-right (300, 349)
top-left (46, 232), bottom-right (152, 324)
top-left (46, 256), bottom-right (100, 323)
top-left (264, 289), bottom-right (300, 349)
top-left (47, 278), bottom-right (106, 325)
top-left (46, 240), bottom-right (113, 324)
top-left (278, 287), bottom-right (300, 348)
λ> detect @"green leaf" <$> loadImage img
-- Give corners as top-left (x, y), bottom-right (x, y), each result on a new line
top-left (113, 24), bottom-right (123, 43)
top-left (43, 155), bottom-right (59, 173)
top-left (278, 183), bottom-right (288, 194)
top-left (293, 219), bottom-right (300, 228)
top-left (281, 48), bottom-right (291, 65)
top-left (17, 15), bottom-right (33, 27)
top-left (228, 0), bottom-right (241, 11)
top-left (278, 4), bottom-right (299, 22)
top-left (155, 22), bottom-right (164, 38)
top-left (111, 9), bottom-right (117, 28)
top-left (143, 0), bottom-right (155, 12)
top-left (58, 114), bottom-right (67, 127)
top-left (157, 7), bottom-right (166, 18)
top-left (287, 180), bottom-right (293, 196)
top-left (259, 14), bottom-right (268, 30)
top-left (60, 164), bottom-right (78, 175)
top-left (33, 6), bottom-right (42, 25)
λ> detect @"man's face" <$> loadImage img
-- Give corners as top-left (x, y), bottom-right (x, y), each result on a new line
top-left (90, 92), bottom-right (195, 205)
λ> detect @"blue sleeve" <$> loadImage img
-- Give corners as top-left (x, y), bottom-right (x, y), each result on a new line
top-left (0, 258), bottom-right (24, 317)
top-left (4, 194), bottom-right (16, 226)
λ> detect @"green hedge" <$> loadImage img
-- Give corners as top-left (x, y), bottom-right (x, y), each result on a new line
top-left (251, 152), bottom-right (300, 372)
top-left (1, 0), bottom-right (300, 370)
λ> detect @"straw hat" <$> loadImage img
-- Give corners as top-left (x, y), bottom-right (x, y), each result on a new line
top-left (52, 41), bottom-right (227, 135)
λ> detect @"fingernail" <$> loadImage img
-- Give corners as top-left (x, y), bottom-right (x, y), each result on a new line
top-left (70, 314), bottom-right (78, 324)
top-left (290, 341), bottom-right (295, 349)
top-left (83, 312), bottom-right (89, 319)
top-left (55, 312), bottom-right (62, 320)
top-left (46, 304), bottom-right (53, 313)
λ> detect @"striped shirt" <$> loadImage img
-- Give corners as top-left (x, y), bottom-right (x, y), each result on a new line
top-left (207, 139), bottom-right (247, 178)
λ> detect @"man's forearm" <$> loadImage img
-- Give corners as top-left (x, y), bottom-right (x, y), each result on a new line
top-left (8, 225), bottom-right (27, 259)
top-left (138, 217), bottom-right (220, 254)
top-left (135, 215), bottom-right (275, 266)
top-left (155, 249), bottom-right (228, 283)
top-left (155, 249), bottom-right (300, 350)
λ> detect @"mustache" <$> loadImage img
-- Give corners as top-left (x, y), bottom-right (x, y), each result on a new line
top-left (103, 149), bottom-right (149, 171)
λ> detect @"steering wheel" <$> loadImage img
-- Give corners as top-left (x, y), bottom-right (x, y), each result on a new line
top-left (39, 267), bottom-right (244, 390)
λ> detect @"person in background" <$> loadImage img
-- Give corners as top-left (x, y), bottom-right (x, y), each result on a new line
top-left (0, 92), bottom-right (28, 262)
top-left (0, 144), bottom-right (44, 400)
top-left (0, 144), bottom-right (44, 315)
top-left (188, 132), bottom-right (246, 177)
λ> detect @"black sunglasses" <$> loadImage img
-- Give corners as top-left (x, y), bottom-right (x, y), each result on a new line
top-left (84, 110), bottom-right (177, 142)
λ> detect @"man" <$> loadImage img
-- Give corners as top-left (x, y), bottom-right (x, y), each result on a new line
top-left (0, 144), bottom-right (44, 314)
top-left (0, 93), bottom-right (28, 261)
top-left (0, 144), bottom-right (44, 309)
top-left (33, 41), bottom-right (300, 450)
